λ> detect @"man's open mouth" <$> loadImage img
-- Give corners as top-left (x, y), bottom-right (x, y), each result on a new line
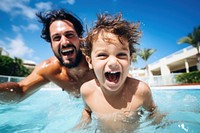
top-left (61, 48), bottom-right (75, 56)
top-left (105, 72), bottom-right (120, 83)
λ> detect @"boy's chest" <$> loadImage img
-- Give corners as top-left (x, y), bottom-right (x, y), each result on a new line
top-left (90, 94), bottom-right (143, 119)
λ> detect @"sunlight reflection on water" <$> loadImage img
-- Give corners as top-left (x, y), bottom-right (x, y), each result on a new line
top-left (0, 88), bottom-right (200, 133)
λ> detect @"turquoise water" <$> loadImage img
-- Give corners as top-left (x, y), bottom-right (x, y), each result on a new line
top-left (0, 88), bottom-right (200, 133)
top-left (138, 89), bottom-right (200, 133)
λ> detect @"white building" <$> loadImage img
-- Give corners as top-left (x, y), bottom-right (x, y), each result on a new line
top-left (148, 46), bottom-right (199, 76)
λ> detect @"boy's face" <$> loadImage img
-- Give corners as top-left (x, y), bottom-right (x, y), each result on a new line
top-left (88, 32), bottom-right (131, 92)
top-left (49, 20), bottom-right (82, 68)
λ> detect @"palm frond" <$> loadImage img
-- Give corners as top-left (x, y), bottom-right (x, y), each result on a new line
top-left (178, 26), bottom-right (200, 53)
top-left (138, 48), bottom-right (156, 61)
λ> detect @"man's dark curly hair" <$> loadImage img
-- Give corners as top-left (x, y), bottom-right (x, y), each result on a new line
top-left (82, 13), bottom-right (141, 58)
top-left (36, 9), bottom-right (84, 43)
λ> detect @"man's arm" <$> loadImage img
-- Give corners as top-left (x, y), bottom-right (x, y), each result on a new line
top-left (0, 61), bottom-right (50, 104)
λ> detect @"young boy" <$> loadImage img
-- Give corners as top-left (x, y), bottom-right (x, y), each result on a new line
top-left (79, 13), bottom-right (158, 132)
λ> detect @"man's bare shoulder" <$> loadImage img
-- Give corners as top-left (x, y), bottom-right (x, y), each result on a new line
top-left (34, 57), bottom-right (62, 75)
top-left (41, 57), bottom-right (61, 67)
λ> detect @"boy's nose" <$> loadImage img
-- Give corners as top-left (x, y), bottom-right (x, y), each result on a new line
top-left (107, 57), bottom-right (119, 69)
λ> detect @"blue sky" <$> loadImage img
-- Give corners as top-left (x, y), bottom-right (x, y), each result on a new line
top-left (0, 0), bottom-right (199, 68)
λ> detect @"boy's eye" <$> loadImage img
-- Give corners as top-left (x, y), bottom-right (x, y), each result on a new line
top-left (98, 53), bottom-right (107, 57)
top-left (97, 53), bottom-right (107, 58)
top-left (117, 53), bottom-right (128, 58)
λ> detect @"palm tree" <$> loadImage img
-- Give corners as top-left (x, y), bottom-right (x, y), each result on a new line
top-left (138, 48), bottom-right (156, 76)
top-left (138, 48), bottom-right (156, 62)
top-left (178, 26), bottom-right (200, 70)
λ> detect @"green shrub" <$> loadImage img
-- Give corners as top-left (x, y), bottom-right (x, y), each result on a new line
top-left (0, 55), bottom-right (31, 76)
top-left (176, 71), bottom-right (200, 83)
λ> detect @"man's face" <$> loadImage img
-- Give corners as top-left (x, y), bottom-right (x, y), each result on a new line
top-left (49, 20), bottom-right (82, 68)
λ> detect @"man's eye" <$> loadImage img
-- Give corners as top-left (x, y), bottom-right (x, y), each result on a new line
top-left (53, 36), bottom-right (61, 41)
top-left (65, 33), bottom-right (75, 39)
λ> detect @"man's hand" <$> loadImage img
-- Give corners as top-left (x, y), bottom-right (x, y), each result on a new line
top-left (0, 82), bottom-right (23, 104)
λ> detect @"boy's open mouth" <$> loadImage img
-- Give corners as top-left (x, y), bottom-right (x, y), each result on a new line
top-left (105, 72), bottom-right (120, 83)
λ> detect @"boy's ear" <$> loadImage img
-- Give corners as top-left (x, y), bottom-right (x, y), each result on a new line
top-left (86, 56), bottom-right (93, 69)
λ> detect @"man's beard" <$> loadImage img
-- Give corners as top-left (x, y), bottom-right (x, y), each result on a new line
top-left (57, 50), bottom-right (82, 68)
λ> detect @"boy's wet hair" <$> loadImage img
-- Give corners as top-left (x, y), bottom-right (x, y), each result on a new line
top-left (82, 13), bottom-right (141, 58)
top-left (36, 9), bottom-right (84, 42)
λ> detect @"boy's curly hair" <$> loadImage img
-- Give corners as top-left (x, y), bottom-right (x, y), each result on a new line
top-left (82, 13), bottom-right (141, 58)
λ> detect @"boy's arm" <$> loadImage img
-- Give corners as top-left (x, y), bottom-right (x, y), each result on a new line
top-left (72, 104), bottom-right (92, 131)
top-left (147, 106), bottom-right (166, 125)
top-left (142, 83), bottom-right (156, 112)
top-left (74, 82), bottom-right (93, 129)
top-left (79, 107), bottom-right (92, 128)
top-left (142, 84), bottom-right (166, 125)
top-left (71, 108), bottom-right (91, 133)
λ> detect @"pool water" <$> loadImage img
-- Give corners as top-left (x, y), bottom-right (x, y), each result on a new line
top-left (0, 91), bottom-right (84, 133)
top-left (0, 88), bottom-right (200, 133)
top-left (138, 89), bottom-right (200, 133)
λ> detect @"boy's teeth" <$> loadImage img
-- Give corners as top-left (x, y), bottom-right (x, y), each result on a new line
top-left (105, 72), bottom-right (120, 83)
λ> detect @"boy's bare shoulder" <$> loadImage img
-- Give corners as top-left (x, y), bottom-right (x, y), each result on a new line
top-left (137, 79), bottom-right (152, 96)
top-left (80, 79), bottom-right (96, 96)
top-left (127, 77), bottom-right (150, 93)
top-left (138, 80), bottom-right (149, 88)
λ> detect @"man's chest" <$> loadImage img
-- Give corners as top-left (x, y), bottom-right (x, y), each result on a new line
top-left (51, 70), bottom-right (94, 93)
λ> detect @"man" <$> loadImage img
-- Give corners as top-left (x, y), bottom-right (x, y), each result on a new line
top-left (0, 9), bottom-right (94, 104)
